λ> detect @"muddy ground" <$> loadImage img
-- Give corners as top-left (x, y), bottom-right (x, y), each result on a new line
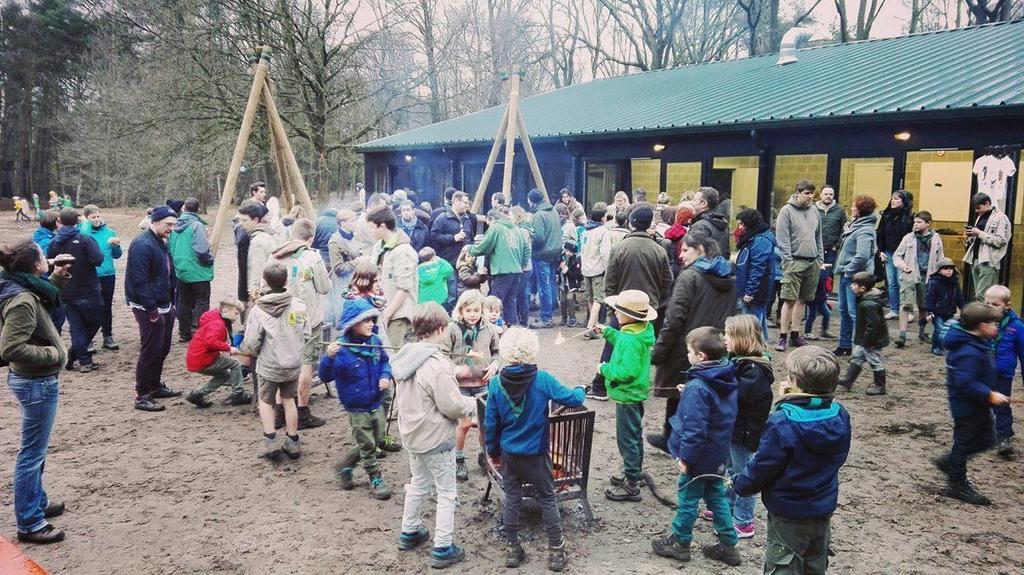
top-left (1, 210), bottom-right (1023, 574)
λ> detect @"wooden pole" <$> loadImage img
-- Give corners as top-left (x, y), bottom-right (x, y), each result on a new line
top-left (470, 105), bottom-right (510, 214)
top-left (209, 47), bottom-right (271, 257)
top-left (261, 78), bottom-right (316, 221)
top-left (265, 78), bottom-right (294, 213)
top-left (515, 102), bottom-right (548, 204)
top-left (499, 73), bottom-right (521, 203)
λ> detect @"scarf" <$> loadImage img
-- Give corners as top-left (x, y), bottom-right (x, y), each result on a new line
top-left (336, 228), bottom-right (354, 241)
top-left (1, 271), bottom-right (61, 309)
top-left (459, 320), bottom-right (481, 362)
top-left (236, 232), bottom-right (252, 301)
top-left (398, 217), bottom-right (418, 236)
top-left (342, 333), bottom-right (380, 363)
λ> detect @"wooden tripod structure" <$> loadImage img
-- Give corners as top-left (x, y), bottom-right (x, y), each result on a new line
top-left (470, 71), bottom-right (549, 214)
top-left (209, 46), bottom-right (317, 256)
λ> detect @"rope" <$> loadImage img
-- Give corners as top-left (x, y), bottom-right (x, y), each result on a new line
top-left (642, 472), bottom-right (733, 510)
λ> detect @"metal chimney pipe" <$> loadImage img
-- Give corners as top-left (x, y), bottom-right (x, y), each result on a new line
top-left (777, 27), bottom-right (815, 66)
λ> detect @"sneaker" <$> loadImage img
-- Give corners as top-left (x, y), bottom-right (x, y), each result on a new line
top-left (566, 318), bottom-right (578, 328)
top-left (699, 509), bottom-right (714, 521)
top-left (651, 535), bottom-right (690, 561)
top-left (774, 336), bottom-right (787, 352)
top-left (804, 332), bottom-right (818, 341)
top-left (375, 447), bottom-right (387, 460)
top-left (102, 336), bottom-right (120, 351)
top-left (16, 524), bottom-right (65, 545)
top-left (379, 435), bottom-right (402, 453)
top-left (151, 386), bottom-right (182, 399)
top-left (398, 526), bottom-right (430, 551)
top-left (586, 387), bottom-right (609, 401)
top-left (78, 362), bottom-right (102, 373)
top-left (529, 319), bottom-right (555, 329)
top-left (702, 542), bottom-right (742, 566)
top-left (605, 479), bottom-right (641, 502)
top-left (431, 543), bottom-right (466, 569)
top-left (283, 436), bottom-right (301, 459)
top-left (582, 331), bottom-right (600, 340)
top-left (885, 310), bottom-right (898, 320)
top-left (335, 465), bottom-right (354, 490)
top-left (134, 397), bottom-right (165, 412)
top-left (185, 391), bottom-right (213, 408)
top-left (370, 474), bottom-right (392, 500)
top-left (646, 433), bottom-right (669, 454)
top-left (505, 542), bottom-right (526, 568)
top-left (86, 343), bottom-right (96, 354)
top-left (262, 435), bottom-right (284, 459)
top-left (943, 481), bottom-right (991, 506)
top-left (997, 437), bottom-right (1015, 460)
top-left (455, 457), bottom-right (469, 482)
top-left (735, 522), bottom-right (755, 539)
top-left (790, 335), bottom-right (807, 348)
top-left (548, 541), bottom-right (568, 572)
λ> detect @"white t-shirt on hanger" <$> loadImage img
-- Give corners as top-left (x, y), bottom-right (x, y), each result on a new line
top-left (973, 154), bottom-right (1017, 205)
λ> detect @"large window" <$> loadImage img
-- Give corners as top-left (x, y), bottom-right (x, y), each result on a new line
top-left (838, 158), bottom-right (894, 212)
top-left (631, 158), bottom-right (661, 195)
top-left (586, 161), bottom-right (621, 207)
top-left (904, 150), bottom-right (975, 270)
top-left (666, 162), bottom-right (701, 203)
top-left (772, 154), bottom-right (827, 225)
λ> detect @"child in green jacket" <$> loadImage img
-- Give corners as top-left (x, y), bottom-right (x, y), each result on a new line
top-left (593, 289), bottom-right (657, 503)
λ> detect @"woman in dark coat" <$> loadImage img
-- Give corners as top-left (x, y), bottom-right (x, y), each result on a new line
top-left (876, 190), bottom-right (914, 317)
top-left (648, 231), bottom-right (737, 452)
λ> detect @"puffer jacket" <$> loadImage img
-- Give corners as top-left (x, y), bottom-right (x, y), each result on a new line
top-left (0, 274), bottom-right (67, 377)
top-left (732, 355), bottom-right (775, 452)
top-left (652, 256), bottom-right (735, 398)
top-left (733, 395), bottom-right (851, 518)
top-left (893, 231), bottom-right (944, 284)
top-left (391, 342), bottom-right (477, 454)
top-left (125, 228), bottom-right (176, 312)
top-left (735, 226), bottom-right (776, 304)
top-left (319, 333), bottom-right (392, 412)
top-left (668, 360), bottom-right (738, 476)
top-left (835, 213), bottom-right (878, 277)
top-left (484, 365), bottom-right (586, 457)
top-left (943, 323), bottom-right (997, 418)
top-left (241, 291), bottom-right (309, 382)
top-left (186, 309), bottom-right (231, 372)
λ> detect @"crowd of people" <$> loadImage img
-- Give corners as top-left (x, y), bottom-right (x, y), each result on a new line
top-left (0, 179), bottom-right (1019, 573)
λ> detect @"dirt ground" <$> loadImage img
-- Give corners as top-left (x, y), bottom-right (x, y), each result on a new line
top-left (2, 209), bottom-right (1023, 575)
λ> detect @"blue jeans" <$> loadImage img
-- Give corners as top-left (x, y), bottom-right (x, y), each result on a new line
top-left (993, 377), bottom-right (1014, 440)
top-left (65, 294), bottom-right (103, 365)
top-left (883, 252), bottom-right (900, 314)
top-left (517, 268), bottom-right (533, 326)
top-left (727, 443), bottom-right (756, 525)
top-left (838, 275), bottom-right (858, 349)
top-left (672, 474), bottom-right (738, 546)
top-left (488, 273), bottom-right (522, 327)
top-left (739, 300), bottom-right (768, 342)
top-left (804, 301), bottom-right (831, 335)
top-left (932, 316), bottom-right (953, 351)
top-left (8, 373), bottom-right (59, 534)
top-left (533, 259), bottom-right (558, 323)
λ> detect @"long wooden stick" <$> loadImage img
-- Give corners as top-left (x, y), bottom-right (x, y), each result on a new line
top-left (209, 47), bottom-right (271, 256)
top-left (500, 72), bottom-right (521, 201)
top-left (261, 78), bottom-right (316, 221)
top-left (470, 105), bottom-right (510, 214)
top-left (266, 78), bottom-right (294, 213)
top-left (516, 104), bottom-right (548, 204)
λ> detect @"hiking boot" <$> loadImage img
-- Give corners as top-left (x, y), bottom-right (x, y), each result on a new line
top-left (274, 404), bottom-right (285, 429)
top-left (398, 526), bottom-right (430, 551)
top-left (997, 437), bottom-right (1015, 460)
top-left (505, 541), bottom-right (526, 568)
top-left (335, 464), bottom-right (354, 490)
top-left (548, 541), bottom-right (568, 572)
top-left (225, 391), bottom-right (252, 406)
top-left (17, 524), bottom-right (65, 545)
top-left (151, 385), bottom-right (182, 399)
top-left (837, 364), bottom-right (862, 392)
top-left (735, 522), bottom-right (755, 539)
top-left (774, 336), bottom-right (787, 352)
top-left (702, 542), bottom-right (742, 566)
top-left (283, 435), bottom-right (301, 459)
top-left (820, 329), bottom-right (836, 339)
top-left (370, 473), bottom-right (392, 500)
top-left (586, 387), bottom-right (609, 401)
top-left (379, 435), bottom-right (402, 453)
top-left (932, 455), bottom-right (952, 479)
top-left (297, 406), bottom-right (326, 429)
top-left (646, 433), bottom-right (669, 454)
top-left (134, 396), bottom-right (165, 412)
top-left (79, 362), bottom-right (102, 373)
top-left (944, 481), bottom-right (991, 506)
top-left (651, 535), bottom-right (690, 561)
top-left (605, 479), bottom-right (641, 502)
top-left (102, 336), bottom-right (120, 350)
top-left (185, 390), bottom-right (213, 408)
top-left (375, 447), bottom-right (387, 460)
top-left (455, 457), bottom-right (469, 482)
top-left (833, 346), bottom-right (852, 356)
top-left (885, 310), bottom-right (898, 320)
top-left (865, 371), bottom-right (887, 396)
top-left (43, 502), bottom-right (66, 519)
top-left (789, 335), bottom-right (807, 348)
top-left (431, 543), bottom-right (466, 569)
top-left (894, 333), bottom-right (907, 348)
top-left (262, 435), bottom-right (284, 459)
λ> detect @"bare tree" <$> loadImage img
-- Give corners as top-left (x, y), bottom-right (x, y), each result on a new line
top-left (962, 0), bottom-right (1012, 22)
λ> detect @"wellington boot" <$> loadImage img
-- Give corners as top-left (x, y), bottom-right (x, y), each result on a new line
top-left (837, 364), bottom-right (862, 391)
top-left (865, 371), bottom-right (887, 396)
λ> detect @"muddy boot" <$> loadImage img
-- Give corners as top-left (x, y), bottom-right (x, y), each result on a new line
top-left (282, 435), bottom-right (301, 459)
top-left (944, 481), bottom-right (991, 506)
top-left (274, 403), bottom-right (285, 429)
top-left (837, 364), bottom-right (862, 391)
top-left (378, 434), bottom-right (402, 453)
top-left (702, 542), bottom-right (741, 567)
top-left (866, 371), bottom-right (887, 396)
top-left (226, 390), bottom-right (253, 406)
top-left (185, 390), bottom-right (213, 408)
top-left (605, 478), bottom-right (642, 502)
top-left (298, 405), bottom-right (326, 429)
top-left (455, 456), bottom-right (469, 482)
top-left (369, 472), bottom-right (392, 500)
top-left (505, 537), bottom-right (526, 568)
top-left (548, 541), bottom-right (568, 572)
top-left (651, 535), bottom-right (690, 562)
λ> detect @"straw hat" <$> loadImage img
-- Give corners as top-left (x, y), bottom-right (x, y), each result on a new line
top-left (605, 289), bottom-right (658, 321)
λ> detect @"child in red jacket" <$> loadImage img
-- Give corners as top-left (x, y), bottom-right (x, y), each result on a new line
top-left (185, 298), bottom-right (250, 408)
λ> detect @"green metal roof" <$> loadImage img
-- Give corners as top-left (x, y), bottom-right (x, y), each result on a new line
top-left (357, 20), bottom-right (1024, 152)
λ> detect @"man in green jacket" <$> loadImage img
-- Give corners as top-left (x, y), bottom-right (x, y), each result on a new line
top-left (469, 209), bottom-right (529, 326)
top-left (528, 189), bottom-right (562, 328)
top-left (168, 198), bottom-right (215, 342)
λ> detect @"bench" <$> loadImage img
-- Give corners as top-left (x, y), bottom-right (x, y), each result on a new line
top-left (476, 395), bottom-right (596, 522)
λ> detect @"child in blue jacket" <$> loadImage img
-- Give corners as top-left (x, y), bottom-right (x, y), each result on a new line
top-left (934, 302), bottom-right (1010, 505)
top-left (319, 297), bottom-right (393, 500)
top-left (731, 345), bottom-right (851, 574)
top-left (652, 327), bottom-right (740, 567)
top-left (484, 327), bottom-right (585, 572)
top-left (980, 285), bottom-right (1023, 459)
top-left (924, 257), bottom-right (964, 355)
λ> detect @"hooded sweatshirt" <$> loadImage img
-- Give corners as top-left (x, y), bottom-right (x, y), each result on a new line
top-left (469, 218), bottom-right (528, 275)
top-left (484, 364), bottom-right (586, 457)
top-left (668, 359), bottom-right (738, 475)
top-left (32, 227), bottom-right (55, 254)
top-left (79, 221), bottom-right (123, 278)
top-left (732, 355), bottom-right (775, 452)
top-left (241, 291), bottom-right (309, 382)
top-left (943, 323), bottom-right (998, 418)
top-left (168, 212), bottom-right (214, 283)
top-left (417, 257), bottom-right (455, 305)
top-left (733, 395), bottom-right (851, 518)
top-left (775, 195), bottom-right (823, 264)
top-left (391, 342), bottom-right (476, 454)
top-left (271, 241), bottom-right (331, 327)
top-left (835, 213), bottom-right (878, 277)
top-left (600, 321), bottom-right (655, 403)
